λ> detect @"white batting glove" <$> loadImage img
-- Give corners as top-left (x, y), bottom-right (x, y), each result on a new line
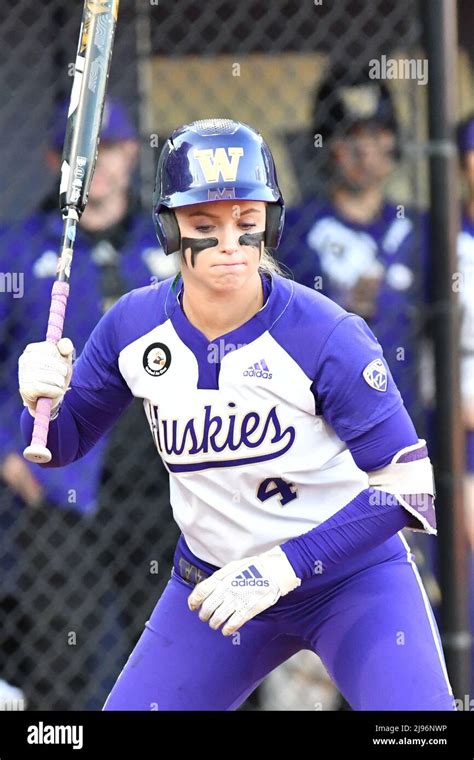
top-left (18, 338), bottom-right (75, 419)
top-left (187, 546), bottom-right (301, 636)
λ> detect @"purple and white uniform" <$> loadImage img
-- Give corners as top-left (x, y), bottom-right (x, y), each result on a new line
top-left (21, 271), bottom-right (454, 710)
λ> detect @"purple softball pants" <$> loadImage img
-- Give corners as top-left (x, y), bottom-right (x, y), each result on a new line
top-left (103, 532), bottom-right (454, 711)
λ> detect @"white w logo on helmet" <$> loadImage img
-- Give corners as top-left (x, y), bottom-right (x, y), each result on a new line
top-left (193, 147), bottom-right (244, 183)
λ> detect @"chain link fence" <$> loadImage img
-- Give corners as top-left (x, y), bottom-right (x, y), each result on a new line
top-left (0, 0), bottom-right (472, 710)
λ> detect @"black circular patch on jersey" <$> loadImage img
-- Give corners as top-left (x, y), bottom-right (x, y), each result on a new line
top-left (143, 342), bottom-right (171, 377)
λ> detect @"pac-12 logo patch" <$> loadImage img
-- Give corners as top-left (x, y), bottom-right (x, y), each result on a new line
top-left (143, 343), bottom-right (171, 377)
top-left (362, 358), bottom-right (388, 392)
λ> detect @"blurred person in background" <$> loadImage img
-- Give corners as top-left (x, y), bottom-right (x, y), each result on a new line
top-left (0, 97), bottom-right (178, 709)
top-left (456, 113), bottom-right (474, 699)
top-left (279, 68), bottom-right (426, 426)
top-left (276, 67), bottom-right (436, 711)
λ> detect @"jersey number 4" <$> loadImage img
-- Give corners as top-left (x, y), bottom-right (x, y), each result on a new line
top-left (257, 477), bottom-right (298, 506)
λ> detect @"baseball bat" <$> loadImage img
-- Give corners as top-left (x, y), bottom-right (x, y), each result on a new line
top-left (23, 0), bottom-right (120, 464)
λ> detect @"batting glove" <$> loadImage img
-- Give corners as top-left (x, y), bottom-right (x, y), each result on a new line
top-left (187, 546), bottom-right (301, 636)
top-left (18, 338), bottom-right (75, 418)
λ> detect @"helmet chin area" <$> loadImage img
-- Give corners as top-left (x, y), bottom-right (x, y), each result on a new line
top-left (181, 231), bottom-right (265, 267)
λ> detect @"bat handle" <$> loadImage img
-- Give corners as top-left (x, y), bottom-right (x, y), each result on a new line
top-left (23, 280), bottom-right (70, 464)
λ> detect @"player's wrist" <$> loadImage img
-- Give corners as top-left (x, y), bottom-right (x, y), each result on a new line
top-left (260, 545), bottom-right (302, 595)
top-left (23, 398), bottom-right (62, 420)
top-left (49, 400), bottom-right (63, 420)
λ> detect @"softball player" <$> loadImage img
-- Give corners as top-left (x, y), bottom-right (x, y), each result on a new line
top-left (19, 119), bottom-right (454, 711)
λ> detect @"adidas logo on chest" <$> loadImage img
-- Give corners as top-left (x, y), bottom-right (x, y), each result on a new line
top-left (243, 358), bottom-right (272, 380)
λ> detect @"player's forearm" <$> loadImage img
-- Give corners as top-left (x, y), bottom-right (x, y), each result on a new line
top-left (280, 488), bottom-right (410, 580)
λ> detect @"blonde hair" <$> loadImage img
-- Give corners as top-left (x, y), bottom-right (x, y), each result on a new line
top-left (259, 247), bottom-right (290, 278)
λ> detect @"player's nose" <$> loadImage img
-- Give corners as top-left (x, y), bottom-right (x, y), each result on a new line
top-left (219, 224), bottom-right (240, 253)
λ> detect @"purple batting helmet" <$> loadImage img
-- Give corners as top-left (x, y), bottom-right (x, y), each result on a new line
top-left (152, 118), bottom-right (285, 255)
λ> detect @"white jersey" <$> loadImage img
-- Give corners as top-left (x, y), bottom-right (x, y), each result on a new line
top-left (71, 271), bottom-right (403, 566)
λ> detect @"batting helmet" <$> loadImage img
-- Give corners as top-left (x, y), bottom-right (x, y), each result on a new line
top-left (153, 118), bottom-right (285, 255)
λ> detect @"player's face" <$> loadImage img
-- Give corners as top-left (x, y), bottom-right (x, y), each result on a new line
top-left (331, 126), bottom-right (396, 192)
top-left (174, 200), bottom-right (266, 292)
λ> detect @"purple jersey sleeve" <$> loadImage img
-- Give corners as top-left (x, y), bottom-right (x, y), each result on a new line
top-left (21, 294), bottom-right (134, 467)
top-left (314, 313), bottom-right (403, 440)
top-left (347, 405), bottom-right (418, 471)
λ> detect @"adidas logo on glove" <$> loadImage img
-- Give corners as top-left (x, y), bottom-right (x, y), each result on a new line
top-left (231, 564), bottom-right (270, 587)
top-left (243, 359), bottom-right (272, 379)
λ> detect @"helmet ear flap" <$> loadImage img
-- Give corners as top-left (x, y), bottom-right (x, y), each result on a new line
top-left (157, 208), bottom-right (181, 256)
top-left (265, 203), bottom-right (285, 249)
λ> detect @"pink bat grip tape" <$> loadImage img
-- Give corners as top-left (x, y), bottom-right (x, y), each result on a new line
top-left (23, 280), bottom-right (70, 463)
